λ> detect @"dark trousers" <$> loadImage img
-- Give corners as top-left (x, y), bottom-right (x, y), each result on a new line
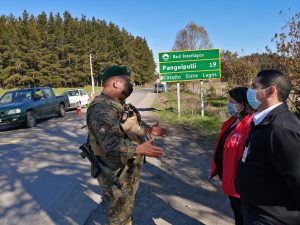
top-left (241, 202), bottom-right (285, 225)
top-left (229, 196), bottom-right (243, 225)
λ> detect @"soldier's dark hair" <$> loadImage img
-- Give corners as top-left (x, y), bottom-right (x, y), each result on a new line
top-left (228, 87), bottom-right (253, 117)
top-left (256, 70), bottom-right (291, 102)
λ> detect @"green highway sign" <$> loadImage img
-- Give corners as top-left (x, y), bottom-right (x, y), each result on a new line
top-left (158, 49), bottom-right (221, 82)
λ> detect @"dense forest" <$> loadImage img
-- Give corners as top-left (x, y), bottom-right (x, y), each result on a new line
top-left (0, 11), bottom-right (156, 88)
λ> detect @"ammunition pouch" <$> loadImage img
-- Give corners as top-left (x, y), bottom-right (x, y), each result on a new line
top-left (120, 104), bottom-right (149, 165)
top-left (89, 132), bottom-right (107, 177)
top-left (89, 132), bottom-right (106, 158)
top-left (120, 104), bottom-right (148, 143)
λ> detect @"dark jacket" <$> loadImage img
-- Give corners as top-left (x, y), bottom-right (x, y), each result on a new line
top-left (235, 103), bottom-right (300, 224)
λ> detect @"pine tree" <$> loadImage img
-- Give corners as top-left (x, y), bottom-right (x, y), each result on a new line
top-left (0, 11), bottom-right (156, 88)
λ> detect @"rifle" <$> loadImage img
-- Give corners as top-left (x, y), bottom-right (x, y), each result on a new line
top-left (79, 143), bottom-right (126, 194)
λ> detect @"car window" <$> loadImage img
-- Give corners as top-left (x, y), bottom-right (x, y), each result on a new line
top-left (0, 93), bottom-right (13, 104)
top-left (65, 91), bottom-right (75, 96)
top-left (1, 90), bottom-right (33, 103)
top-left (43, 88), bottom-right (54, 98)
top-left (70, 90), bottom-right (79, 96)
top-left (34, 89), bottom-right (45, 100)
top-left (82, 90), bottom-right (87, 95)
top-left (64, 91), bottom-right (71, 96)
top-left (17, 91), bottom-right (32, 101)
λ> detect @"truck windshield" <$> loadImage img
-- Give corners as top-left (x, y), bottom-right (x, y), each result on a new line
top-left (64, 90), bottom-right (80, 96)
top-left (0, 90), bottom-right (32, 104)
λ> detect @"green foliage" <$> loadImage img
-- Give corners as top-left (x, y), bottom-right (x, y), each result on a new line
top-left (206, 84), bottom-right (217, 97)
top-left (0, 11), bottom-right (155, 88)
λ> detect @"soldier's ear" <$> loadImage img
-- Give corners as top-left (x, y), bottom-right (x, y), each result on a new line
top-left (112, 79), bottom-right (120, 89)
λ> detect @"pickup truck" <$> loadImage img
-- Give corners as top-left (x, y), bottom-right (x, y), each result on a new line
top-left (0, 87), bottom-right (69, 128)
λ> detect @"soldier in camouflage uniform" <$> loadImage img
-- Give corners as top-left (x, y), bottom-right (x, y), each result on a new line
top-left (86, 65), bottom-right (166, 225)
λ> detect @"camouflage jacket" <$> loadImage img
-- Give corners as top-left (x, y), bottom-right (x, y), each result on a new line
top-left (86, 93), bottom-right (148, 170)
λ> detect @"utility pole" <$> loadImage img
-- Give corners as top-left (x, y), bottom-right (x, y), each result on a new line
top-left (89, 54), bottom-right (95, 96)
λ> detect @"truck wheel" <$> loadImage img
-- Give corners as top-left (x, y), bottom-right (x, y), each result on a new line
top-left (58, 104), bottom-right (65, 117)
top-left (25, 111), bottom-right (37, 128)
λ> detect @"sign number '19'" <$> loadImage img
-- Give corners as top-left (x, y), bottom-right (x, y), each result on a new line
top-left (209, 62), bottom-right (217, 68)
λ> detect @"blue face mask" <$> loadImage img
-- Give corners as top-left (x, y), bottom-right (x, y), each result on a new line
top-left (246, 88), bottom-right (262, 110)
top-left (227, 103), bottom-right (238, 116)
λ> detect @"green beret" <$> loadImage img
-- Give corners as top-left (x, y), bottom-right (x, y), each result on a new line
top-left (102, 65), bottom-right (131, 82)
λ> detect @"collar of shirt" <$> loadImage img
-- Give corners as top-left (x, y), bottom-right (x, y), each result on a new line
top-left (253, 102), bottom-right (283, 126)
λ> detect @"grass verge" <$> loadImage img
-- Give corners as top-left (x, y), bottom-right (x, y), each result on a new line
top-left (153, 89), bottom-right (228, 139)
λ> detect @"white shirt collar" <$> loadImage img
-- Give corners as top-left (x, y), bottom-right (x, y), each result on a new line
top-left (253, 102), bottom-right (283, 126)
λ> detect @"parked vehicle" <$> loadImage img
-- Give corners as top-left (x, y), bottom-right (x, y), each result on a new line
top-left (153, 83), bottom-right (165, 93)
top-left (62, 89), bottom-right (89, 108)
top-left (0, 87), bottom-right (69, 128)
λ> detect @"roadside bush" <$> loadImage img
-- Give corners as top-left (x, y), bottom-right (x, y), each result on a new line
top-left (206, 84), bottom-right (217, 97)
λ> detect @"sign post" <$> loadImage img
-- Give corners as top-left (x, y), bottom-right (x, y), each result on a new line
top-left (200, 80), bottom-right (204, 116)
top-left (177, 83), bottom-right (181, 116)
top-left (158, 49), bottom-right (221, 116)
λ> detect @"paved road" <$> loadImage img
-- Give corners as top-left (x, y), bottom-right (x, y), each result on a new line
top-left (0, 88), bottom-right (157, 225)
top-left (0, 88), bottom-right (234, 225)
top-left (0, 108), bottom-right (93, 225)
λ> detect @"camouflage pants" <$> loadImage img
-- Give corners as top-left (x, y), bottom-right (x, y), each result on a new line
top-left (97, 162), bottom-right (141, 225)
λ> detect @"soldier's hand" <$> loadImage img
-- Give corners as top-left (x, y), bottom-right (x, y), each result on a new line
top-left (149, 122), bottom-right (167, 136)
top-left (136, 138), bottom-right (164, 157)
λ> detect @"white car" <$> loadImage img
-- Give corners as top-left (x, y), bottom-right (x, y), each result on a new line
top-left (62, 89), bottom-right (89, 108)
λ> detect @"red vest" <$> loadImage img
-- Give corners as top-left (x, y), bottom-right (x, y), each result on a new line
top-left (210, 114), bottom-right (253, 198)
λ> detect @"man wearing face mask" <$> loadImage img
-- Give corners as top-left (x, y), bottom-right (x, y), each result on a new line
top-left (235, 70), bottom-right (300, 224)
top-left (210, 87), bottom-right (253, 225)
top-left (86, 65), bottom-right (166, 225)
